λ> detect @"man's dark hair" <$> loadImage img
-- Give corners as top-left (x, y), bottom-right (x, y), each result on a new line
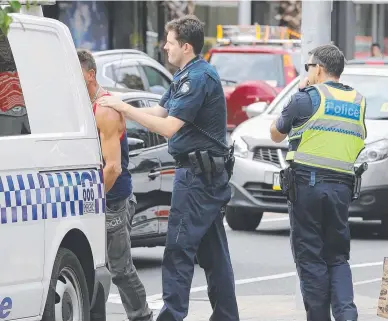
top-left (165, 15), bottom-right (205, 55)
top-left (308, 44), bottom-right (345, 78)
top-left (77, 49), bottom-right (97, 73)
top-left (372, 42), bottom-right (381, 49)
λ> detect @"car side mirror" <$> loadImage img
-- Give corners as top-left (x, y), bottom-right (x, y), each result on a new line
top-left (244, 101), bottom-right (268, 118)
top-left (128, 137), bottom-right (145, 157)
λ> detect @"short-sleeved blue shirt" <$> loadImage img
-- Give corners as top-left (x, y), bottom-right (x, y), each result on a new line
top-left (275, 81), bottom-right (355, 134)
top-left (275, 81), bottom-right (363, 177)
top-left (160, 56), bottom-right (228, 157)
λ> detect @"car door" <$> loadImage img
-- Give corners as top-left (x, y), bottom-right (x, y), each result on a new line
top-left (124, 98), bottom-right (162, 196)
top-left (124, 98), bottom-right (165, 236)
top-left (0, 23), bottom-right (45, 320)
top-left (145, 98), bottom-right (176, 194)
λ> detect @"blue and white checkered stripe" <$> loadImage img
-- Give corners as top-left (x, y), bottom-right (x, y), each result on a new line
top-left (0, 169), bottom-right (105, 224)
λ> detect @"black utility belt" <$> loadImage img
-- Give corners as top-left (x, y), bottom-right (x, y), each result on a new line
top-left (294, 174), bottom-right (354, 187)
top-left (174, 151), bottom-right (225, 170)
top-left (280, 167), bottom-right (365, 203)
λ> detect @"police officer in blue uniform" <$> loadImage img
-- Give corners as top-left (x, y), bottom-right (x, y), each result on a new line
top-left (100, 14), bottom-right (240, 321)
top-left (269, 44), bottom-right (367, 321)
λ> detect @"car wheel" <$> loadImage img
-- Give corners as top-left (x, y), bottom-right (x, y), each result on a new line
top-left (225, 207), bottom-right (263, 231)
top-left (42, 248), bottom-right (91, 321)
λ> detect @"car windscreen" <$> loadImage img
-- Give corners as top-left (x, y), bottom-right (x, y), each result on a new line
top-left (209, 52), bottom-right (285, 87)
top-left (339, 74), bottom-right (388, 119)
top-left (269, 74), bottom-right (388, 120)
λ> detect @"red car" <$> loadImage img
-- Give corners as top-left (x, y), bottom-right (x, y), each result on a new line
top-left (204, 25), bottom-right (301, 130)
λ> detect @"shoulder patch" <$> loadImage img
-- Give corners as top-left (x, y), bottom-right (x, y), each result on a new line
top-left (180, 81), bottom-right (190, 94)
top-left (180, 72), bottom-right (189, 81)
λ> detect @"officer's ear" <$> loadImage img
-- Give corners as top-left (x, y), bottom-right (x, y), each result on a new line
top-left (183, 42), bottom-right (194, 54)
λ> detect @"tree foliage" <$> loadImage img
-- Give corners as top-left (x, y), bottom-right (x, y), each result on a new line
top-left (0, 1), bottom-right (37, 35)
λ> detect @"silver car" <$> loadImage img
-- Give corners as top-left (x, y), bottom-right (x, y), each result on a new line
top-left (93, 49), bottom-right (173, 95)
top-left (227, 64), bottom-right (388, 234)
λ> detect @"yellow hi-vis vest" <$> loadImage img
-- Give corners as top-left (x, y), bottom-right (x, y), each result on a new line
top-left (285, 83), bottom-right (367, 174)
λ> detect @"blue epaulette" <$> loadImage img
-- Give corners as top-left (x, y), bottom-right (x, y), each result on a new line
top-left (299, 85), bottom-right (316, 93)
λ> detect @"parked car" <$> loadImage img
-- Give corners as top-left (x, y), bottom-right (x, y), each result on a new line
top-left (227, 64), bottom-right (388, 234)
top-left (204, 24), bottom-right (301, 130)
top-left (94, 49), bottom-right (173, 95)
top-left (107, 88), bottom-right (175, 247)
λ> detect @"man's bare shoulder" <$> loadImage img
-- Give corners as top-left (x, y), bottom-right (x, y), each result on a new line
top-left (95, 104), bottom-right (123, 133)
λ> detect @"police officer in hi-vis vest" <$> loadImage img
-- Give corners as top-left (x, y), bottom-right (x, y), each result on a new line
top-left (270, 44), bottom-right (367, 321)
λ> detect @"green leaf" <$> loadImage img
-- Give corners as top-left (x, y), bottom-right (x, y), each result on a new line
top-left (4, 14), bottom-right (13, 29)
top-left (9, 1), bottom-right (21, 12)
top-left (0, 10), bottom-right (5, 26)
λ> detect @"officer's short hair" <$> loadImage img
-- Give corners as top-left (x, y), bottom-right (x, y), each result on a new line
top-left (77, 49), bottom-right (97, 73)
top-left (308, 44), bottom-right (345, 78)
top-left (165, 15), bottom-right (205, 55)
top-left (372, 42), bottom-right (381, 49)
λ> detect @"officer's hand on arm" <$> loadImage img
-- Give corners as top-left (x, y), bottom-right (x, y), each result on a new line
top-left (98, 95), bottom-right (168, 118)
top-left (99, 74), bottom-right (206, 138)
top-left (270, 94), bottom-right (298, 143)
top-left (95, 106), bottom-right (122, 193)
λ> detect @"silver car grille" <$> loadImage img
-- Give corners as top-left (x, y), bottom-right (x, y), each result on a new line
top-left (253, 147), bottom-right (287, 166)
top-left (244, 182), bottom-right (287, 204)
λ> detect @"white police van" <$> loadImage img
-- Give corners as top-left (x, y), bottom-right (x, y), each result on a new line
top-left (0, 2), bottom-right (111, 320)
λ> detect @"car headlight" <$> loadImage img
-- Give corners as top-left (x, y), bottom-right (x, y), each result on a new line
top-left (230, 134), bottom-right (249, 158)
top-left (357, 139), bottom-right (388, 163)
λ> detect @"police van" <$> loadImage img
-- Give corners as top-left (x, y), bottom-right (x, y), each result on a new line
top-left (0, 2), bottom-right (110, 320)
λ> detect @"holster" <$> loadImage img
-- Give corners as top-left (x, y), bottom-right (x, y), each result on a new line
top-left (280, 167), bottom-right (297, 203)
top-left (224, 144), bottom-right (235, 182)
top-left (352, 175), bottom-right (362, 201)
top-left (187, 150), bottom-right (227, 184)
top-left (351, 162), bottom-right (368, 201)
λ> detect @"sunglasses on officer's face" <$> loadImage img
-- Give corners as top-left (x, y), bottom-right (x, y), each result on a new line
top-left (304, 63), bottom-right (318, 72)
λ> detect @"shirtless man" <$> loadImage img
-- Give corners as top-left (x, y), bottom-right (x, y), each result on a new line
top-left (77, 49), bottom-right (153, 321)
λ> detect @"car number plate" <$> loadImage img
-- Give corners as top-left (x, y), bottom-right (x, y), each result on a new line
top-left (273, 173), bottom-right (281, 191)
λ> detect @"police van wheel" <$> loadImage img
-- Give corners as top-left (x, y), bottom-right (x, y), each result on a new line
top-left (42, 248), bottom-right (91, 321)
top-left (225, 207), bottom-right (263, 231)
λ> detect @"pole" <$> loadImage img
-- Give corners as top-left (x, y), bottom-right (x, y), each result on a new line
top-left (238, 0), bottom-right (251, 25)
top-left (295, 0), bottom-right (333, 310)
top-left (300, 0), bottom-right (333, 78)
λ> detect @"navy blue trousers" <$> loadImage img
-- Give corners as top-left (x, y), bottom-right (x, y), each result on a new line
top-left (290, 177), bottom-right (358, 321)
top-left (156, 167), bottom-right (239, 321)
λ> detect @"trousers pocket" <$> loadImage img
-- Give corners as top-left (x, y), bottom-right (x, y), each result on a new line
top-left (107, 227), bottom-right (130, 270)
top-left (106, 206), bottom-right (128, 233)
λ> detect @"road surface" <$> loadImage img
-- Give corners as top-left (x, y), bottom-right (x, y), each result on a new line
top-left (106, 213), bottom-right (387, 321)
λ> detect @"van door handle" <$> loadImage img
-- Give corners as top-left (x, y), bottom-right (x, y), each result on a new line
top-left (148, 171), bottom-right (160, 179)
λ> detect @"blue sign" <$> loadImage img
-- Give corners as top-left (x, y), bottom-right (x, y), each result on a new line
top-left (324, 99), bottom-right (361, 121)
top-left (0, 297), bottom-right (12, 319)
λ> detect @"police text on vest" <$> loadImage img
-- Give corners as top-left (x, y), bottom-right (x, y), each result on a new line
top-left (324, 99), bottom-right (360, 121)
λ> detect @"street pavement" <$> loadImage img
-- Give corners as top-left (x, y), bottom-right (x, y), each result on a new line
top-left (106, 213), bottom-right (388, 321)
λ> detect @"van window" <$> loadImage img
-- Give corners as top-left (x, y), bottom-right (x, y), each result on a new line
top-left (0, 32), bottom-right (31, 137)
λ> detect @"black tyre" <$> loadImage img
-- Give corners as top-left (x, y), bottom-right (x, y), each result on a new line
top-left (42, 248), bottom-right (91, 321)
top-left (226, 207), bottom-right (263, 231)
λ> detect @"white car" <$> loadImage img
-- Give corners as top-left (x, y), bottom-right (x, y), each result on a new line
top-left (227, 63), bottom-right (388, 234)
top-left (93, 49), bottom-right (173, 95)
top-left (0, 5), bottom-right (110, 320)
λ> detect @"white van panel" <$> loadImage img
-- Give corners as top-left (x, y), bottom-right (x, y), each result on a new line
top-left (0, 14), bottom-right (106, 320)
top-left (0, 170), bottom-right (45, 319)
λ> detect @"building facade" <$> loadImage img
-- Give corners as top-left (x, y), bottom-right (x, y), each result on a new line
top-left (42, 1), bottom-right (388, 62)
